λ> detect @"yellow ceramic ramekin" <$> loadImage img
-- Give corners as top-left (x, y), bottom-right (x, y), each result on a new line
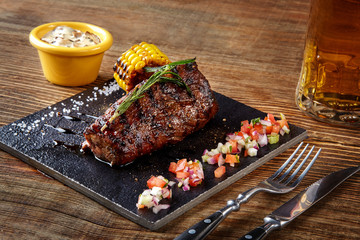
top-left (29, 22), bottom-right (113, 86)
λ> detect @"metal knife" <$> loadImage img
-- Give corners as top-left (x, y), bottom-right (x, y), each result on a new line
top-left (238, 165), bottom-right (360, 240)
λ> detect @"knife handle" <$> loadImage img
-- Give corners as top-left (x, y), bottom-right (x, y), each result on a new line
top-left (174, 200), bottom-right (239, 240)
top-left (174, 211), bottom-right (224, 240)
top-left (238, 220), bottom-right (280, 240)
top-left (238, 226), bottom-right (267, 240)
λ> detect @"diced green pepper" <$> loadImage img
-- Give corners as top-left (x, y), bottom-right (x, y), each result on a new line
top-left (202, 154), bottom-right (209, 162)
top-left (267, 133), bottom-right (279, 144)
top-left (251, 117), bottom-right (261, 125)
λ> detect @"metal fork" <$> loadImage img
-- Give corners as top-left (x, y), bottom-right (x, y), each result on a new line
top-left (174, 142), bottom-right (321, 240)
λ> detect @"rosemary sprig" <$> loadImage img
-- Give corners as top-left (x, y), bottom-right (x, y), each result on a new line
top-left (101, 58), bottom-right (195, 131)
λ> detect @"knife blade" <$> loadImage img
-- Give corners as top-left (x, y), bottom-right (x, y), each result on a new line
top-left (239, 165), bottom-right (360, 240)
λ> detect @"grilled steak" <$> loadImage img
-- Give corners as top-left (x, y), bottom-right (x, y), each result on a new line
top-left (83, 62), bottom-right (218, 166)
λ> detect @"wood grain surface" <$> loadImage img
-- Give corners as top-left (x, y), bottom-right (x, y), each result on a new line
top-left (0, 0), bottom-right (359, 239)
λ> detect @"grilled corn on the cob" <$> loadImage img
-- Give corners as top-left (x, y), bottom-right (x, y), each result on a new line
top-left (113, 42), bottom-right (170, 91)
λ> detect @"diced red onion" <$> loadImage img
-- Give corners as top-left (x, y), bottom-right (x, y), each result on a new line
top-left (258, 134), bottom-right (268, 147)
top-left (182, 185), bottom-right (190, 191)
top-left (162, 188), bottom-right (170, 198)
top-left (280, 128), bottom-right (285, 136)
top-left (218, 154), bottom-right (225, 166)
top-left (152, 196), bottom-right (160, 205)
top-left (152, 204), bottom-right (170, 214)
top-left (203, 149), bottom-right (209, 155)
top-left (206, 156), bottom-right (217, 165)
top-left (207, 151), bottom-right (215, 157)
top-left (260, 119), bottom-right (272, 126)
top-left (235, 135), bottom-right (243, 141)
top-left (183, 177), bottom-right (189, 186)
top-left (251, 130), bottom-right (258, 137)
top-left (168, 181), bottom-right (176, 187)
top-left (192, 178), bottom-right (201, 184)
top-left (226, 133), bottom-right (235, 138)
top-left (197, 169), bottom-right (204, 179)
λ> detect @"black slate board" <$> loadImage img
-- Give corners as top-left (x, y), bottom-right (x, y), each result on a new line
top-left (0, 79), bottom-right (307, 230)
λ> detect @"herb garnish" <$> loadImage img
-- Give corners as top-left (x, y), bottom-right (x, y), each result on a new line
top-left (101, 58), bottom-right (195, 131)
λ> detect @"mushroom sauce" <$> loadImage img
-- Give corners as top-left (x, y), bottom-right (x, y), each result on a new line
top-left (41, 25), bottom-right (101, 48)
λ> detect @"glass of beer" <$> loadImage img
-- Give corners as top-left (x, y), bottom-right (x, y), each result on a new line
top-left (296, 0), bottom-right (360, 126)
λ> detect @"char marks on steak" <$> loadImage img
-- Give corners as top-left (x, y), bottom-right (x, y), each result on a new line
top-left (83, 62), bottom-right (218, 166)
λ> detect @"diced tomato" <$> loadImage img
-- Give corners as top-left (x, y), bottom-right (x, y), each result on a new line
top-left (267, 113), bottom-right (276, 124)
top-left (214, 166), bottom-right (226, 178)
top-left (271, 124), bottom-right (281, 134)
top-left (265, 125), bottom-right (273, 134)
top-left (235, 131), bottom-right (245, 139)
top-left (241, 120), bottom-right (251, 134)
top-left (213, 153), bottom-right (221, 163)
top-left (176, 171), bottom-right (190, 179)
top-left (228, 140), bottom-right (238, 153)
top-left (244, 150), bottom-right (248, 157)
top-left (250, 128), bottom-right (259, 141)
top-left (277, 119), bottom-right (289, 129)
top-left (202, 113), bottom-right (291, 170)
top-left (147, 176), bottom-right (167, 189)
top-left (169, 158), bottom-right (205, 191)
top-left (241, 120), bottom-right (249, 126)
top-left (175, 158), bottom-right (187, 172)
top-left (253, 122), bottom-right (265, 134)
top-left (188, 161), bottom-right (199, 171)
top-left (138, 175), bottom-right (172, 212)
top-left (189, 178), bottom-right (202, 187)
top-left (189, 161), bottom-right (204, 178)
top-left (225, 154), bottom-right (239, 164)
top-left (169, 162), bottom-right (177, 173)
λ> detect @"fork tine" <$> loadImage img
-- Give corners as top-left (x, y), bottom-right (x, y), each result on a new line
top-left (271, 142), bottom-right (304, 179)
top-left (291, 148), bottom-right (321, 187)
top-left (277, 143), bottom-right (309, 182)
top-left (283, 145), bottom-right (315, 185)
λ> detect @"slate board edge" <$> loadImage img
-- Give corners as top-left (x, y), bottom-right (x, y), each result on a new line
top-left (0, 128), bottom-right (308, 230)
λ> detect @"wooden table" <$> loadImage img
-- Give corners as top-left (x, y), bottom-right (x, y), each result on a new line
top-left (1, 0), bottom-right (359, 239)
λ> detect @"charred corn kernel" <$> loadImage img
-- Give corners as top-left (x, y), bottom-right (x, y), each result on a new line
top-left (127, 65), bottom-right (135, 74)
top-left (113, 42), bottom-right (170, 91)
top-left (114, 72), bottom-right (127, 90)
